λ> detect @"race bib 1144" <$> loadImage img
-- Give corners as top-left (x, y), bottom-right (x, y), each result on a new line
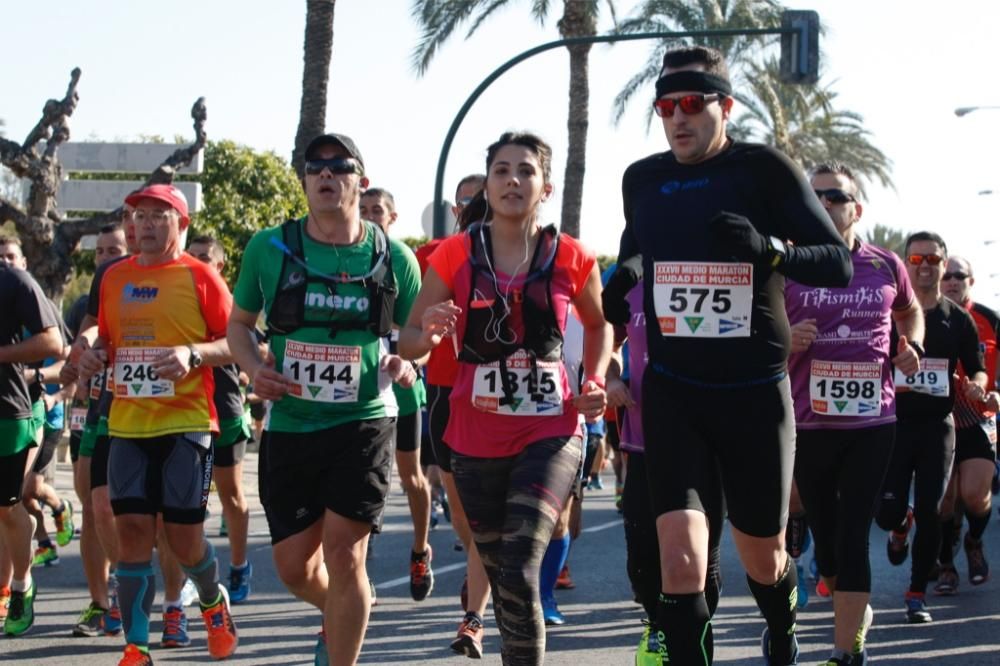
top-left (809, 360), bottom-right (881, 416)
top-left (652, 262), bottom-right (752, 338)
top-left (282, 341), bottom-right (362, 403)
top-left (114, 347), bottom-right (174, 398)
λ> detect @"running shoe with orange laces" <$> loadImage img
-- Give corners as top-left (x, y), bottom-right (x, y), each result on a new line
top-left (887, 506), bottom-right (914, 566)
top-left (450, 611), bottom-right (484, 658)
top-left (118, 643), bottom-right (153, 665)
top-left (555, 564), bottom-right (575, 590)
top-left (410, 546), bottom-right (434, 601)
top-left (200, 585), bottom-right (238, 659)
top-left (0, 586), bottom-right (9, 622)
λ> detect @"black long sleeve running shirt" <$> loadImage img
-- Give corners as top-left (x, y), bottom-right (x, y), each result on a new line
top-left (619, 140), bottom-right (852, 386)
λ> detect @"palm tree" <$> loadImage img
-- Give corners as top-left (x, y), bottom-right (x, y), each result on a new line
top-left (864, 223), bottom-right (908, 258)
top-left (731, 58), bottom-right (893, 195)
top-left (610, 0), bottom-right (784, 127)
top-left (292, 0), bottom-right (337, 178)
top-left (411, 0), bottom-right (618, 239)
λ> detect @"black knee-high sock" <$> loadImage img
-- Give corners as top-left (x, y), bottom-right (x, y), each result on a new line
top-left (747, 557), bottom-right (798, 664)
top-left (966, 508), bottom-right (990, 541)
top-left (705, 544), bottom-right (722, 617)
top-left (939, 515), bottom-right (959, 565)
top-left (657, 592), bottom-right (712, 665)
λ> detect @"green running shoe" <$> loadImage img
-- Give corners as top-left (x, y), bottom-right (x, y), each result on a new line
top-left (32, 544), bottom-right (59, 567)
top-left (54, 501), bottom-right (75, 547)
top-left (4, 579), bottom-right (36, 636)
top-left (72, 601), bottom-right (106, 637)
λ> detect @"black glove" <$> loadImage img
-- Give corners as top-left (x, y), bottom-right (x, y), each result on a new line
top-left (602, 255), bottom-right (642, 326)
top-left (709, 211), bottom-right (772, 266)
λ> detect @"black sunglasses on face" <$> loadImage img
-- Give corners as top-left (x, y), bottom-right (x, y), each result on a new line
top-left (304, 158), bottom-right (363, 176)
top-left (814, 188), bottom-right (856, 204)
top-left (942, 271), bottom-right (970, 281)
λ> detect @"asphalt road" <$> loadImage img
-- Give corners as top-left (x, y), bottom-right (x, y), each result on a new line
top-left (2, 453), bottom-right (999, 665)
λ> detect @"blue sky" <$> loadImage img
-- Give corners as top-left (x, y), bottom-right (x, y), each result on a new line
top-left (3, 1), bottom-right (1000, 302)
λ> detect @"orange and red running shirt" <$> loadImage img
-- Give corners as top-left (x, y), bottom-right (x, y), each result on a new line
top-left (416, 238), bottom-right (460, 387)
top-left (98, 253), bottom-right (232, 438)
top-left (427, 231), bottom-right (595, 458)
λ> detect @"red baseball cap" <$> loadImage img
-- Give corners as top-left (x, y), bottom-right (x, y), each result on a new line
top-left (125, 184), bottom-right (190, 228)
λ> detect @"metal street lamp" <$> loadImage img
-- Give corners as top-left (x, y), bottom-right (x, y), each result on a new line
top-left (955, 105), bottom-right (1000, 117)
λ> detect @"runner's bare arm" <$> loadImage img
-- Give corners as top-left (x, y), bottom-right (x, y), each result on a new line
top-left (573, 264), bottom-right (612, 419)
top-left (399, 266), bottom-right (460, 360)
top-left (227, 304), bottom-right (292, 401)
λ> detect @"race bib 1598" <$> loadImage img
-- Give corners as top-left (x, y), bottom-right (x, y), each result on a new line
top-left (809, 360), bottom-right (881, 416)
top-left (652, 262), bottom-right (752, 338)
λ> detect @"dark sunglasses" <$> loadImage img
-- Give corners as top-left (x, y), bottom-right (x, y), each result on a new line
top-left (304, 158), bottom-right (363, 176)
top-left (907, 254), bottom-right (944, 266)
top-left (652, 93), bottom-right (723, 117)
top-left (813, 188), bottom-right (856, 204)
top-left (942, 271), bottom-right (970, 281)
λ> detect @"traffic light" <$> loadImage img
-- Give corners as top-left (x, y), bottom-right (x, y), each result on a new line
top-left (780, 10), bottom-right (820, 84)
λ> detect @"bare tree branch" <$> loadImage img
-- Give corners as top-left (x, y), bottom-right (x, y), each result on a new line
top-left (0, 197), bottom-right (27, 228)
top-left (23, 67), bottom-right (80, 154)
top-left (148, 97), bottom-right (207, 185)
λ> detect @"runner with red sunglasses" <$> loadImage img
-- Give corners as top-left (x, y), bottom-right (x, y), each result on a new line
top-left (603, 45), bottom-right (853, 666)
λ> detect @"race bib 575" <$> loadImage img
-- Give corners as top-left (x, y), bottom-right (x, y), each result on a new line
top-left (653, 262), bottom-right (752, 338)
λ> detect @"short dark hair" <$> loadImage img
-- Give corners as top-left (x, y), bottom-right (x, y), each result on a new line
top-left (811, 162), bottom-right (862, 198)
top-left (661, 45), bottom-right (730, 80)
top-left (485, 131), bottom-right (553, 184)
top-left (454, 174), bottom-right (485, 200)
top-left (188, 234), bottom-right (225, 261)
top-left (99, 223), bottom-right (123, 235)
top-left (0, 236), bottom-right (22, 247)
top-left (361, 188), bottom-right (396, 212)
top-left (904, 231), bottom-right (948, 258)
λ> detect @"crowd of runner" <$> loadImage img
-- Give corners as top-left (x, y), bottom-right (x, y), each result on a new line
top-left (0, 44), bottom-right (997, 666)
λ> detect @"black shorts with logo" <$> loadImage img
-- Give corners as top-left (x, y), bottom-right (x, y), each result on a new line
top-left (108, 433), bottom-right (214, 524)
top-left (259, 417), bottom-right (395, 545)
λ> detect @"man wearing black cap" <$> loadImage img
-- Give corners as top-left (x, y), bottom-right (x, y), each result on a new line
top-left (602, 46), bottom-right (855, 665)
top-left (227, 133), bottom-right (422, 665)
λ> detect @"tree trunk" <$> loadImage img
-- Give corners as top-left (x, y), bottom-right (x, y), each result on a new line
top-left (558, 2), bottom-right (596, 239)
top-left (292, 0), bottom-right (337, 178)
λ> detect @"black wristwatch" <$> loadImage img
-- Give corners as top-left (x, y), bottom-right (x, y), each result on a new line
top-left (187, 345), bottom-right (204, 369)
top-left (908, 340), bottom-right (925, 358)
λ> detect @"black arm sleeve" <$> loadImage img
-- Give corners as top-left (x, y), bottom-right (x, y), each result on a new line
top-left (768, 150), bottom-right (853, 287)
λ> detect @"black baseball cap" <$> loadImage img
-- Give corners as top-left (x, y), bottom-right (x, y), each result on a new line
top-left (304, 133), bottom-right (365, 172)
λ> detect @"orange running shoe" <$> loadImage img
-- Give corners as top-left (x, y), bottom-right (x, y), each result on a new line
top-left (118, 643), bottom-right (153, 665)
top-left (200, 585), bottom-right (238, 659)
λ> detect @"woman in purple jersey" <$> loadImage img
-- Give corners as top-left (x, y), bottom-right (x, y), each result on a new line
top-left (786, 164), bottom-right (923, 666)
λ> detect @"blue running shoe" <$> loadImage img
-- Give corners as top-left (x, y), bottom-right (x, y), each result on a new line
top-left (161, 605), bottom-right (190, 647)
top-left (794, 560), bottom-right (809, 609)
top-left (228, 562), bottom-right (252, 604)
top-left (542, 595), bottom-right (565, 626)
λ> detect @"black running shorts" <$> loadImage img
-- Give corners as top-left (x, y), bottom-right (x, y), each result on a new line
top-left (258, 417), bottom-right (395, 544)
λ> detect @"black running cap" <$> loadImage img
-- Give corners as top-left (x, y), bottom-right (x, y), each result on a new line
top-left (304, 133), bottom-right (365, 171)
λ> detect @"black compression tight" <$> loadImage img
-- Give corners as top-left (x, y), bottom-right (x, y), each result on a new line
top-left (795, 423), bottom-right (895, 592)
top-left (875, 417), bottom-right (955, 593)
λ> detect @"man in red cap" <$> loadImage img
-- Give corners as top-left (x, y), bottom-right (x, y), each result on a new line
top-left (78, 183), bottom-right (239, 665)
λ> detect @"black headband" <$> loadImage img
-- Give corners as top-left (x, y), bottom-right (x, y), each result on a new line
top-left (655, 70), bottom-right (732, 98)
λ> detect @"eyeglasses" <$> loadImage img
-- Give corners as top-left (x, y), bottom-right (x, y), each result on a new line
top-left (457, 197), bottom-right (474, 207)
top-left (942, 271), bottom-right (970, 281)
top-left (132, 209), bottom-right (176, 225)
top-left (907, 254), bottom-right (944, 266)
top-left (813, 188), bottom-right (856, 204)
top-left (652, 93), bottom-right (723, 117)
top-left (304, 158), bottom-right (363, 176)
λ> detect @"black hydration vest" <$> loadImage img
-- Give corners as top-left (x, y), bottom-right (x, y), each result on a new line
top-left (458, 222), bottom-right (563, 406)
top-left (265, 218), bottom-right (396, 339)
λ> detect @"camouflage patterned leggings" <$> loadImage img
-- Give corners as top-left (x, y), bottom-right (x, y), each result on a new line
top-left (453, 436), bottom-right (583, 666)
